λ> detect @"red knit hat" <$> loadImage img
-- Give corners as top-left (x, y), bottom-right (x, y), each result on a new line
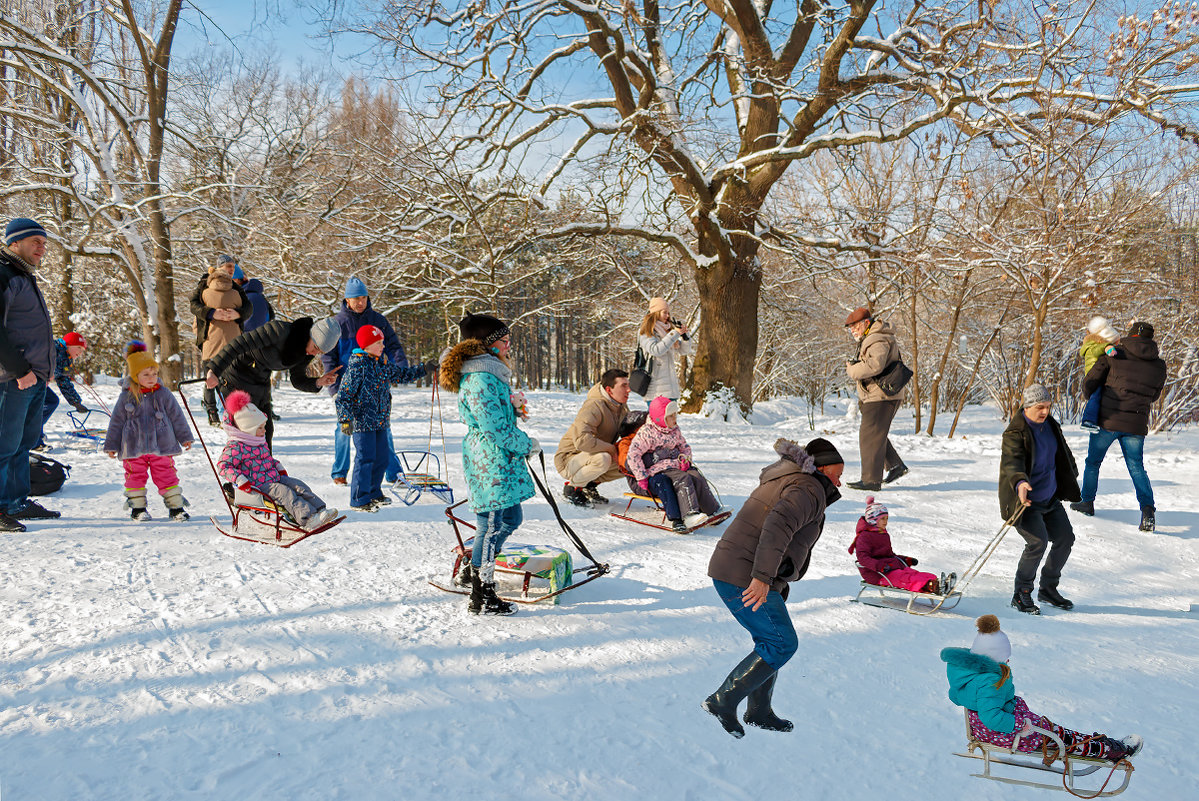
top-left (62, 332), bottom-right (87, 348)
top-left (356, 325), bottom-right (384, 349)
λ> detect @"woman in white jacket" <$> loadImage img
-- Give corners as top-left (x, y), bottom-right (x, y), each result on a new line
top-left (638, 297), bottom-right (695, 401)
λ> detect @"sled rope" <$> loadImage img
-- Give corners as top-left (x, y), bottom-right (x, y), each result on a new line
top-left (78, 380), bottom-right (112, 414)
top-left (430, 375), bottom-right (449, 487)
top-left (527, 451), bottom-right (607, 572)
top-left (1059, 752), bottom-right (1133, 799)
top-left (951, 505), bottom-right (1026, 598)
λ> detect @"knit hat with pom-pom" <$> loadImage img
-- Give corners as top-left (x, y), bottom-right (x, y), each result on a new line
top-left (125, 341), bottom-right (157, 376)
top-left (863, 495), bottom-right (888, 525)
top-left (970, 614), bottom-right (1011, 664)
top-left (356, 324), bottom-right (384, 349)
top-left (225, 389), bottom-right (267, 433)
top-left (1087, 316), bottom-right (1109, 335)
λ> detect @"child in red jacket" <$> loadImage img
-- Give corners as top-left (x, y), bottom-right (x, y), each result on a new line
top-left (849, 496), bottom-right (955, 595)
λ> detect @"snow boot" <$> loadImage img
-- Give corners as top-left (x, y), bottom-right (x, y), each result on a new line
top-left (131, 508), bottom-right (151, 522)
top-left (163, 485), bottom-right (187, 519)
top-left (454, 561), bottom-right (475, 588)
top-left (480, 582), bottom-right (516, 615)
top-left (939, 572), bottom-right (958, 595)
top-left (581, 482), bottom-right (607, 505)
top-left (1139, 506), bottom-right (1155, 532)
top-left (702, 652), bottom-right (775, 738)
top-left (467, 572), bottom-right (484, 614)
top-left (742, 671), bottom-right (793, 732)
top-left (883, 464), bottom-right (909, 484)
top-left (563, 483), bottom-right (590, 507)
top-left (169, 507), bottom-right (190, 522)
top-left (125, 487), bottom-right (149, 520)
top-left (1115, 735), bottom-right (1144, 759)
top-left (669, 518), bottom-right (690, 534)
top-left (683, 511), bottom-right (710, 529)
top-left (206, 407), bottom-right (221, 428)
top-left (1070, 500), bottom-right (1095, 516)
top-left (1037, 585), bottom-right (1074, 610)
top-left (1011, 589), bottom-right (1041, 615)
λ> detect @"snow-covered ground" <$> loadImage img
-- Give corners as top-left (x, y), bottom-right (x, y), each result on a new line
top-left (2, 385), bottom-right (1196, 800)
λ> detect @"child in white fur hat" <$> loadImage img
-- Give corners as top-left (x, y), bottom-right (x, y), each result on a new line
top-left (1080, 316), bottom-right (1119, 430)
top-left (941, 615), bottom-right (1143, 761)
top-left (217, 390), bottom-right (337, 531)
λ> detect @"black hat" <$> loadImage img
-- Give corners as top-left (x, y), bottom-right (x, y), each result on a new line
top-left (459, 313), bottom-right (510, 346)
top-left (1128, 321), bottom-right (1154, 340)
top-left (805, 437), bottom-right (844, 467)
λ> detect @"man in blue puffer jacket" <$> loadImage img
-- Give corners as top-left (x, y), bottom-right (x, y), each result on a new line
top-left (322, 277), bottom-right (411, 485)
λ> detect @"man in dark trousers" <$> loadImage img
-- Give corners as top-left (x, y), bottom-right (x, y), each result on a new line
top-left (1073, 321), bottom-right (1167, 531)
top-left (844, 307), bottom-right (909, 491)
top-left (0, 218), bottom-right (61, 531)
top-left (999, 384), bottom-right (1081, 615)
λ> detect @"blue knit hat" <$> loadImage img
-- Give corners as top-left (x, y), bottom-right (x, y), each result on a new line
top-left (5, 218), bottom-right (47, 246)
top-left (345, 276), bottom-right (368, 298)
top-left (231, 263), bottom-right (244, 280)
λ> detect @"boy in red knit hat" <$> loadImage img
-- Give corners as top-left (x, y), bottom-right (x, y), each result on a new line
top-left (335, 324), bottom-right (432, 510)
top-left (36, 331), bottom-right (90, 451)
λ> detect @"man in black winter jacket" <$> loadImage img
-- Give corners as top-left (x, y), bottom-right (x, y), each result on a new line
top-left (0, 218), bottom-right (61, 531)
top-left (205, 317), bottom-right (342, 448)
top-left (1072, 321), bottom-right (1168, 531)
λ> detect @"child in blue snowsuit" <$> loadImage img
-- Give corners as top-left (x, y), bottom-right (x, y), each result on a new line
top-left (334, 324), bottom-right (430, 510)
top-left (38, 332), bottom-right (89, 449)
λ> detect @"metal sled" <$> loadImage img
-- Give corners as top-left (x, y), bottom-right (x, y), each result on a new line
top-left (389, 451), bottom-right (454, 506)
top-left (210, 486), bottom-right (345, 548)
top-left (428, 488), bottom-right (610, 605)
top-left (851, 562), bottom-right (962, 616)
top-left (609, 492), bottom-right (731, 533)
top-left (66, 408), bottom-right (108, 442)
top-left (954, 711), bottom-right (1134, 796)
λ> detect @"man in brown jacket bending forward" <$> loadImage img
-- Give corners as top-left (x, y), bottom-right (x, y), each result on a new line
top-left (554, 368), bottom-right (630, 507)
top-left (844, 307), bottom-right (909, 491)
top-left (703, 437), bottom-right (844, 738)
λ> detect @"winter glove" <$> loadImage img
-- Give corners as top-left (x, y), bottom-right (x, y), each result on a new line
top-left (71, 401), bottom-right (88, 414)
top-left (904, 556), bottom-right (918, 566)
top-left (340, 420), bottom-right (354, 435)
top-left (423, 358), bottom-right (439, 376)
top-left (679, 458), bottom-right (691, 471)
top-left (879, 565), bottom-right (893, 574)
top-left (638, 479), bottom-right (650, 493)
top-left (527, 436), bottom-right (541, 457)
top-left (1104, 344), bottom-right (1117, 357)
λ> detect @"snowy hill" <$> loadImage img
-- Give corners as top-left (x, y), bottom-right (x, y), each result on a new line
top-left (1, 385), bottom-right (1195, 800)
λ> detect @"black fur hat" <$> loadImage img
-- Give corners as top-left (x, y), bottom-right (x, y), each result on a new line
top-left (458, 313), bottom-right (510, 346)
top-left (805, 437), bottom-right (844, 466)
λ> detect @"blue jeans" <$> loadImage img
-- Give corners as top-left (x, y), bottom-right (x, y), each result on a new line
top-left (38, 387), bottom-right (59, 446)
top-left (1080, 428), bottom-right (1154, 509)
top-left (333, 423), bottom-right (401, 482)
top-left (472, 505), bottom-right (524, 582)
top-left (1080, 390), bottom-right (1101, 430)
top-left (0, 380), bottom-right (47, 511)
top-left (713, 579), bottom-right (798, 670)
top-left (350, 429), bottom-right (389, 507)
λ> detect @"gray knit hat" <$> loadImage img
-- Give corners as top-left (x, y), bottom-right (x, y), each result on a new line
top-left (1022, 383), bottom-right (1052, 408)
top-left (309, 317), bottom-right (341, 353)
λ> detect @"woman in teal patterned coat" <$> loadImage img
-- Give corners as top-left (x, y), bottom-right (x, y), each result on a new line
top-left (440, 313), bottom-right (540, 615)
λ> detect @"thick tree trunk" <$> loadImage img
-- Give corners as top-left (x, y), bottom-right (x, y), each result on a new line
top-left (682, 251), bottom-right (761, 414)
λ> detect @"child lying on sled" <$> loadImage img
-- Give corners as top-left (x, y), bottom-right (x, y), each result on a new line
top-left (849, 496), bottom-right (955, 595)
top-left (627, 396), bottom-right (722, 532)
top-left (217, 390), bottom-right (338, 531)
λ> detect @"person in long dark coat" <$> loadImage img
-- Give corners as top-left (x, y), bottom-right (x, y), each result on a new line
top-left (703, 437), bottom-right (844, 738)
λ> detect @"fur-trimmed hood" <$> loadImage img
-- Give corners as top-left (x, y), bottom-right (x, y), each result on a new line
top-left (772, 438), bottom-right (816, 473)
top-left (940, 647), bottom-right (1005, 676)
top-left (439, 339), bottom-right (511, 392)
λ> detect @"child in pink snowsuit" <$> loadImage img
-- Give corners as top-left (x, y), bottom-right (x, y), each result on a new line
top-left (218, 390), bottom-right (337, 531)
top-left (103, 342), bottom-right (194, 521)
top-left (849, 496), bottom-right (954, 594)
top-left (627, 396), bottom-right (721, 528)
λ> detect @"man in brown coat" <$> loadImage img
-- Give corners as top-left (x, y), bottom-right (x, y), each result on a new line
top-left (844, 307), bottom-right (908, 491)
top-left (703, 437), bottom-right (844, 738)
top-left (554, 369), bottom-right (630, 506)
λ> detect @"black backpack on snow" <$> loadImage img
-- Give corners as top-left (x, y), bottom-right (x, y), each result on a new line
top-left (29, 452), bottom-right (70, 495)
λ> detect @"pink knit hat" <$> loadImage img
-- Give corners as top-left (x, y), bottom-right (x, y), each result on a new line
top-left (648, 395), bottom-right (679, 427)
top-left (648, 297), bottom-right (669, 314)
top-left (863, 495), bottom-right (888, 524)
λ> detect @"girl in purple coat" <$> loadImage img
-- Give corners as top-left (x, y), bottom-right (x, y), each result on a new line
top-left (627, 396), bottom-right (721, 529)
top-left (849, 496), bottom-right (955, 595)
top-left (218, 390), bottom-right (338, 531)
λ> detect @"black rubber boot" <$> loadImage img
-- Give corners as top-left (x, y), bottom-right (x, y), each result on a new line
top-left (480, 582), bottom-right (516, 615)
top-left (206, 407), bottom-right (221, 427)
top-left (453, 562), bottom-right (474, 588)
top-left (742, 670), bottom-right (793, 732)
top-left (467, 572), bottom-right (484, 614)
top-left (1139, 506), bottom-right (1155, 532)
top-left (702, 652), bottom-right (775, 738)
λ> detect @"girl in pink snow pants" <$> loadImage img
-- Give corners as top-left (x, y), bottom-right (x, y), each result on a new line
top-left (849, 496), bottom-right (954, 595)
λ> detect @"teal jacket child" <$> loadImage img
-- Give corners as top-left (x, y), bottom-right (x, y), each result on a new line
top-left (940, 647), bottom-right (1016, 733)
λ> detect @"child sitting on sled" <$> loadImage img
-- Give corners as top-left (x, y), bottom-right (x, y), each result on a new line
top-left (849, 496), bottom-right (955, 595)
top-left (103, 342), bottom-right (194, 522)
top-left (335, 324), bottom-right (433, 511)
top-left (218, 390), bottom-right (338, 531)
top-left (942, 614), bottom-right (1143, 761)
top-left (626, 396), bottom-right (722, 531)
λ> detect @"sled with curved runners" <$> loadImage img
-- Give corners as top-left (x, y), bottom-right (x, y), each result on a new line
top-left (609, 492), bottom-right (731, 533)
top-left (389, 451), bottom-right (454, 506)
top-left (176, 377), bottom-right (344, 548)
top-left (210, 486), bottom-right (345, 548)
top-left (851, 561), bottom-right (962, 615)
top-left (66, 408), bottom-right (108, 442)
top-left (954, 710), bottom-right (1134, 796)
